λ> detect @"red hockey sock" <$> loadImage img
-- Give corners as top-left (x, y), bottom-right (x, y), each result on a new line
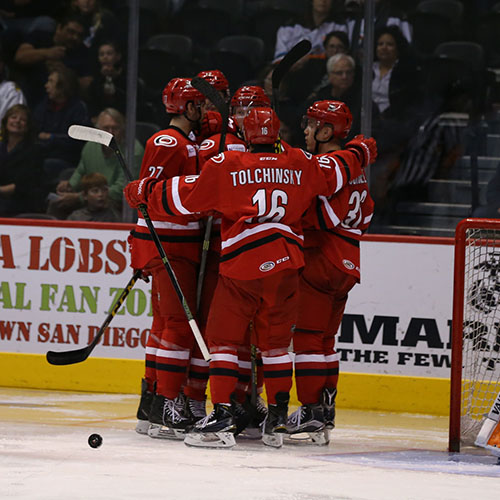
top-left (325, 352), bottom-right (340, 388)
top-left (262, 353), bottom-right (293, 404)
top-left (145, 330), bottom-right (161, 392)
top-left (155, 345), bottom-right (190, 399)
top-left (294, 353), bottom-right (327, 404)
top-left (208, 347), bottom-right (239, 404)
top-left (184, 353), bottom-right (209, 401)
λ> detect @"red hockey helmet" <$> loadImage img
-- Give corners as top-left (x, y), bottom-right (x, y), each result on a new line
top-left (197, 69), bottom-right (229, 92)
top-left (242, 107), bottom-right (280, 145)
top-left (230, 85), bottom-right (271, 110)
top-left (162, 77), bottom-right (205, 114)
top-left (305, 100), bottom-right (352, 139)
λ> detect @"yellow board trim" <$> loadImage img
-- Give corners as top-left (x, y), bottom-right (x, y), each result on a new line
top-left (0, 353), bottom-right (450, 415)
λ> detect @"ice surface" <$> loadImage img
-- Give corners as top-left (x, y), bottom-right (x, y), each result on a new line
top-left (0, 388), bottom-right (499, 500)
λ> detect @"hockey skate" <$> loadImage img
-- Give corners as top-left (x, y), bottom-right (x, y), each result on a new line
top-left (184, 396), bottom-right (207, 426)
top-left (238, 394), bottom-right (268, 439)
top-left (135, 378), bottom-right (154, 435)
top-left (322, 387), bottom-right (337, 429)
top-left (184, 403), bottom-right (237, 448)
top-left (286, 404), bottom-right (329, 446)
top-left (262, 392), bottom-right (289, 448)
top-left (147, 392), bottom-right (192, 440)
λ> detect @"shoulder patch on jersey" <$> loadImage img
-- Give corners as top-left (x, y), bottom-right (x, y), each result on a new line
top-left (227, 143), bottom-right (246, 152)
top-left (200, 139), bottom-right (215, 151)
top-left (259, 261), bottom-right (275, 272)
top-left (211, 153), bottom-right (225, 164)
top-left (342, 259), bottom-right (355, 270)
top-left (300, 149), bottom-right (313, 160)
top-left (154, 135), bottom-right (177, 147)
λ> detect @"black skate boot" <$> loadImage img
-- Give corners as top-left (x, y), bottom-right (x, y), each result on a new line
top-left (262, 392), bottom-right (289, 448)
top-left (184, 396), bottom-right (207, 425)
top-left (184, 403), bottom-right (237, 448)
top-left (322, 387), bottom-right (337, 429)
top-left (286, 403), bottom-right (329, 445)
top-left (148, 392), bottom-right (192, 440)
top-left (239, 394), bottom-right (268, 439)
top-left (136, 378), bottom-right (154, 435)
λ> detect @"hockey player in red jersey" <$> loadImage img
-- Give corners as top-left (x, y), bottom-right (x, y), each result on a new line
top-left (286, 100), bottom-right (376, 445)
top-left (124, 107), bottom-right (372, 448)
top-left (195, 82), bottom-right (273, 436)
top-left (131, 77), bottom-right (207, 439)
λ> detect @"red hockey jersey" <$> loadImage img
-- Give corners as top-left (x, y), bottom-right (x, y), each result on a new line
top-left (130, 126), bottom-right (203, 269)
top-left (304, 150), bottom-right (374, 280)
top-left (145, 146), bottom-right (362, 280)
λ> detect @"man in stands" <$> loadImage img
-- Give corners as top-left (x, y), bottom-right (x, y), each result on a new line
top-left (287, 100), bottom-right (375, 445)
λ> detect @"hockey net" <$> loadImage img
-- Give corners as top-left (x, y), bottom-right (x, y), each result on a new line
top-left (449, 219), bottom-right (500, 452)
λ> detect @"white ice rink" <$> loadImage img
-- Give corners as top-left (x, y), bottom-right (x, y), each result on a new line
top-left (1, 388), bottom-right (499, 500)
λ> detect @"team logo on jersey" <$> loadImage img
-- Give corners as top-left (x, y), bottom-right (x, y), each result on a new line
top-left (259, 261), bottom-right (275, 272)
top-left (200, 139), bottom-right (215, 151)
top-left (211, 153), bottom-right (225, 164)
top-left (154, 135), bottom-right (177, 147)
top-left (342, 259), bottom-right (355, 270)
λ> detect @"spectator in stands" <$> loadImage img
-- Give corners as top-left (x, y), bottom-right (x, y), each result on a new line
top-left (68, 0), bottom-right (123, 56)
top-left (369, 25), bottom-right (422, 226)
top-left (306, 30), bottom-right (351, 98)
top-left (66, 172), bottom-right (120, 222)
top-left (273, 0), bottom-right (348, 63)
top-left (33, 64), bottom-right (90, 186)
top-left (0, 1), bottom-right (59, 59)
top-left (86, 40), bottom-right (126, 121)
top-left (48, 107), bottom-right (143, 218)
top-left (0, 43), bottom-right (26, 122)
top-left (0, 103), bottom-right (45, 216)
top-left (307, 53), bottom-right (362, 137)
top-left (14, 13), bottom-right (93, 106)
top-left (345, 0), bottom-right (412, 63)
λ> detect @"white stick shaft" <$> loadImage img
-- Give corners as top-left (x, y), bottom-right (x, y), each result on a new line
top-left (188, 319), bottom-right (210, 361)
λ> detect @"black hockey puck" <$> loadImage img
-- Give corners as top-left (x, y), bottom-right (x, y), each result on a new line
top-left (88, 433), bottom-right (103, 448)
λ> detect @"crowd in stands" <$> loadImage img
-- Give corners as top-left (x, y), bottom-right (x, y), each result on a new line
top-left (1, 0), bottom-right (499, 226)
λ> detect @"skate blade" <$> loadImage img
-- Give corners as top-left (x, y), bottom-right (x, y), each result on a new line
top-left (184, 432), bottom-right (236, 449)
top-left (262, 432), bottom-right (283, 448)
top-left (135, 419), bottom-right (150, 435)
top-left (308, 429), bottom-right (330, 446)
top-left (147, 423), bottom-right (186, 440)
top-left (238, 427), bottom-right (262, 440)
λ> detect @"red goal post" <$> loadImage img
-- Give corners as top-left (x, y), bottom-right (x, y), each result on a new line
top-left (449, 218), bottom-right (500, 452)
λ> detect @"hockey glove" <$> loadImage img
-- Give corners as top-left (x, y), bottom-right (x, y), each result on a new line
top-left (199, 110), bottom-right (222, 140)
top-left (345, 135), bottom-right (377, 168)
top-left (124, 177), bottom-right (158, 208)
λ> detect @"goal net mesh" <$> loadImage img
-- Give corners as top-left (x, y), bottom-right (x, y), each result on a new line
top-left (460, 227), bottom-right (500, 445)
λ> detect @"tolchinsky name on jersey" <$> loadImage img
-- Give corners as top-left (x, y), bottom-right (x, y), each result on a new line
top-left (229, 167), bottom-right (303, 186)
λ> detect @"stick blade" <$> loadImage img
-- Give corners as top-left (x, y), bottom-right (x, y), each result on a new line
top-left (68, 125), bottom-right (113, 147)
top-left (272, 39), bottom-right (312, 91)
top-left (46, 347), bottom-right (90, 366)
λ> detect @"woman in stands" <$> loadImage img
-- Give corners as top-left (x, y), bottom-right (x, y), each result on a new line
top-left (0, 104), bottom-right (45, 216)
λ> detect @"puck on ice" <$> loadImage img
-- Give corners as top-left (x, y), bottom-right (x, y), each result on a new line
top-left (88, 433), bottom-right (103, 448)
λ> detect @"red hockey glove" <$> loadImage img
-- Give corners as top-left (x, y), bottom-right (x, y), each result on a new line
top-left (345, 135), bottom-right (377, 168)
top-left (199, 110), bottom-right (222, 140)
top-left (124, 177), bottom-right (158, 208)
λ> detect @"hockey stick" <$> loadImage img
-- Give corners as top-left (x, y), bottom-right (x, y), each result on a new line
top-left (272, 39), bottom-right (312, 117)
top-left (46, 270), bottom-right (142, 365)
top-left (67, 125), bottom-right (210, 361)
top-left (191, 76), bottom-right (229, 314)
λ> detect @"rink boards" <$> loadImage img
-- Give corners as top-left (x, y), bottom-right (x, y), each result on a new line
top-left (0, 218), bottom-right (456, 415)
